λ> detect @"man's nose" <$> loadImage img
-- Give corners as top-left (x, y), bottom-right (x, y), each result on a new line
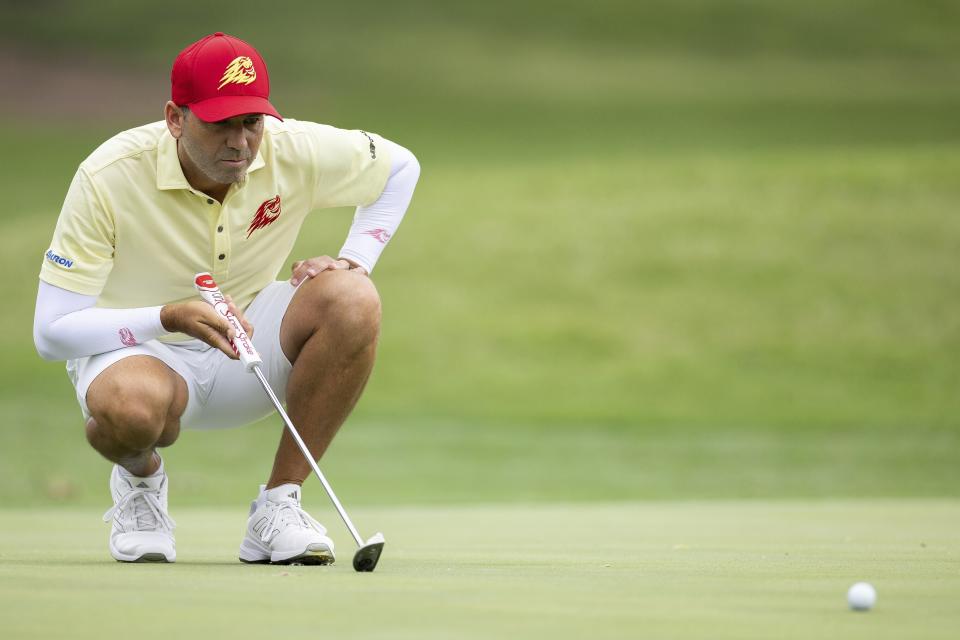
top-left (226, 124), bottom-right (247, 150)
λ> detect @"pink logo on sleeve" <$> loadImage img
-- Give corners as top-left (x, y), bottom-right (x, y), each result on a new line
top-left (362, 228), bottom-right (391, 244)
top-left (119, 328), bottom-right (137, 347)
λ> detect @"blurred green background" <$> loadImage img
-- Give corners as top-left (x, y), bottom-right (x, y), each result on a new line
top-left (1, 0), bottom-right (957, 506)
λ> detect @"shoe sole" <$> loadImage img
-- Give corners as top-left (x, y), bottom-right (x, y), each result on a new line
top-left (239, 542), bottom-right (335, 566)
top-left (109, 538), bottom-right (175, 563)
top-left (115, 552), bottom-right (173, 563)
top-left (278, 550), bottom-right (335, 566)
top-left (239, 554), bottom-right (335, 566)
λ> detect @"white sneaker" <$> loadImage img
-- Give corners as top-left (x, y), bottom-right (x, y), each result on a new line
top-left (102, 462), bottom-right (176, 563)
top-left (239, 484), bottom-right (335, 565)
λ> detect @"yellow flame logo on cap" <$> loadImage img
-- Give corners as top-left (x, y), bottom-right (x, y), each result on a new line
top-left (218, 56), bottom-right (257, 90)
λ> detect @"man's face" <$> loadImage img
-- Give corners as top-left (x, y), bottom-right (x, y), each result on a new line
top-left (177, 110), bottom-right (265, 186)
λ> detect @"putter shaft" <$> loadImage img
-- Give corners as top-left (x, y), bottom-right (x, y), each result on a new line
top-left (252, 365), bottom-right (365, 547)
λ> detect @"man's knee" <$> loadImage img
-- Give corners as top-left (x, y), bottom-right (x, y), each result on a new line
top-left (86, 360), bottom-right (182, 450)
top-left (300, 270), bottom-right (382, 336)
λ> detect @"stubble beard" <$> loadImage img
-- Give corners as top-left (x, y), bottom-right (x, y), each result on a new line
top-left (179, 136), bottom-right (248, 186)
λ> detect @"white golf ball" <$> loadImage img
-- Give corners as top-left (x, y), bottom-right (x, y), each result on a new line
top-left (847, 582), bottom-right (877, 611)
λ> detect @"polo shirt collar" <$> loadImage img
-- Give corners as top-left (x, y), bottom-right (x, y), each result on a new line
top-left (156, 130), bottom-right (265, 191)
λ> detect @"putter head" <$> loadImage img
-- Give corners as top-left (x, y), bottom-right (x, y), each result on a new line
top-left (352, 532), bottom-right (385, 572)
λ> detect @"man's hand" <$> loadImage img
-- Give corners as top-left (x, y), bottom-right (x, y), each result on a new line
top-left (290, 256), bottom-right (367, 286)
top-left (159, 296), bottom-right (254, 359)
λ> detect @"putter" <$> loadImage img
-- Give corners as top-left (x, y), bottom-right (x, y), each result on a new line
top-left (194, 272), bottom-right (385, 572)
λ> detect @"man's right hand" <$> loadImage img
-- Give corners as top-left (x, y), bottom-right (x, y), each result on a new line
top-left (159, 298), bottom-right (254, 359)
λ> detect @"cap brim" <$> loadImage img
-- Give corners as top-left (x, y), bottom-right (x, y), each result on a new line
top-left (188, 95), bottom-right (282, 122)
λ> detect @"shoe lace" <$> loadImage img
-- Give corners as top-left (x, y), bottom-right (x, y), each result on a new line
top-left (260, 499), bottom-right (326, 544)
top-left (103, 488), bottom-right (176, 532)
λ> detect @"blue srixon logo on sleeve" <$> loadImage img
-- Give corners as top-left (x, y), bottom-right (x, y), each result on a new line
top-left (45, 249), bottom-right (74, 269)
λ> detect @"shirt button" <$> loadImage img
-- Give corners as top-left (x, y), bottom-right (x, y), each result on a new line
top-left (207, 198), bottom-right (214, 204)
top-left (218, 253), bottom-right (226, 260)
top-left (217, 225), bottom-right (224, 232)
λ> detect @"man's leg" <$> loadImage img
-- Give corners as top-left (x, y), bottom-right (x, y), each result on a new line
top-left (85, 355), bottom-right (188, 475)
top-left (85, 354), bottom-right (187, 563)
top-left (266, 269), bottom-right (381, 488)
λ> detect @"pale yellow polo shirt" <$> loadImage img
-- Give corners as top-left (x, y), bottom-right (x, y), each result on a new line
top-left (40, 118), bottom-right (391, 340)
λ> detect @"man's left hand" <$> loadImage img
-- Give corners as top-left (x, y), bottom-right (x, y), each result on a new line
top-left (290, 256), bottom-right (367, 286)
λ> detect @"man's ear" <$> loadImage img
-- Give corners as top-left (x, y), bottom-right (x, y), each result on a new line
top-left (164, 101), bottom-right (185, 139)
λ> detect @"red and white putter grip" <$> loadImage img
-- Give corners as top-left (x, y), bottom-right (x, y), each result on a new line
top-left (193, 272), bottom-right (263, 372)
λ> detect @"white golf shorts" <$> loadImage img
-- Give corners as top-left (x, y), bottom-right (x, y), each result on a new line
top-left (67, 280), bottom-right (299, 430)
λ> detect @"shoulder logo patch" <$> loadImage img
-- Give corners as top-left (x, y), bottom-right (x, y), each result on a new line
top-left (218, 56), bottom-right (257, 90)
top-left (45, 249), bottom-right (74, 268)
top-left (247, 195), bottom-right (281, 238)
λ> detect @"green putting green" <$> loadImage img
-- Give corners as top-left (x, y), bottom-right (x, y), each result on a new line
top-left (1, 501), bottom-right (958, 639)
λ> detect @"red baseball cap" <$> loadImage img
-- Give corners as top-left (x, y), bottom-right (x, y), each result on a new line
top-left (171, 32), bottom-right (282, 122)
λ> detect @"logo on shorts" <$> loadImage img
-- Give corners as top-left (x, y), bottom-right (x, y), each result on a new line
top-left (247, 195), bottom-right (281, 238)
top-left (218, 56), bottom-right (257, 90)
top-left (362, 228), bottom-right (391, 244)
top-left (45, 249), bottom-right (74, 269)
top-left (360, 131), bottom-right (377, 159)
top-left (119, 328), bottom-right (137, 347)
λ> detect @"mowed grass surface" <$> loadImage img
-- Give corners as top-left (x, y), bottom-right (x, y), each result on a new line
top-left (1, 501), bottom-right (958, 639)
top-left (1, 411), bottom-right (958, 508)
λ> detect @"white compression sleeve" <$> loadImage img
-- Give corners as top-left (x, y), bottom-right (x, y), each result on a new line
top-left (338, 139), bottom-right (420, 273)
top-left (33, 281), bottom-right (166, 361)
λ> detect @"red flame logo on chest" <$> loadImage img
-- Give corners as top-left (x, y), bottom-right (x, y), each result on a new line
top-left (247, 195), bottom-right (281, 238)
